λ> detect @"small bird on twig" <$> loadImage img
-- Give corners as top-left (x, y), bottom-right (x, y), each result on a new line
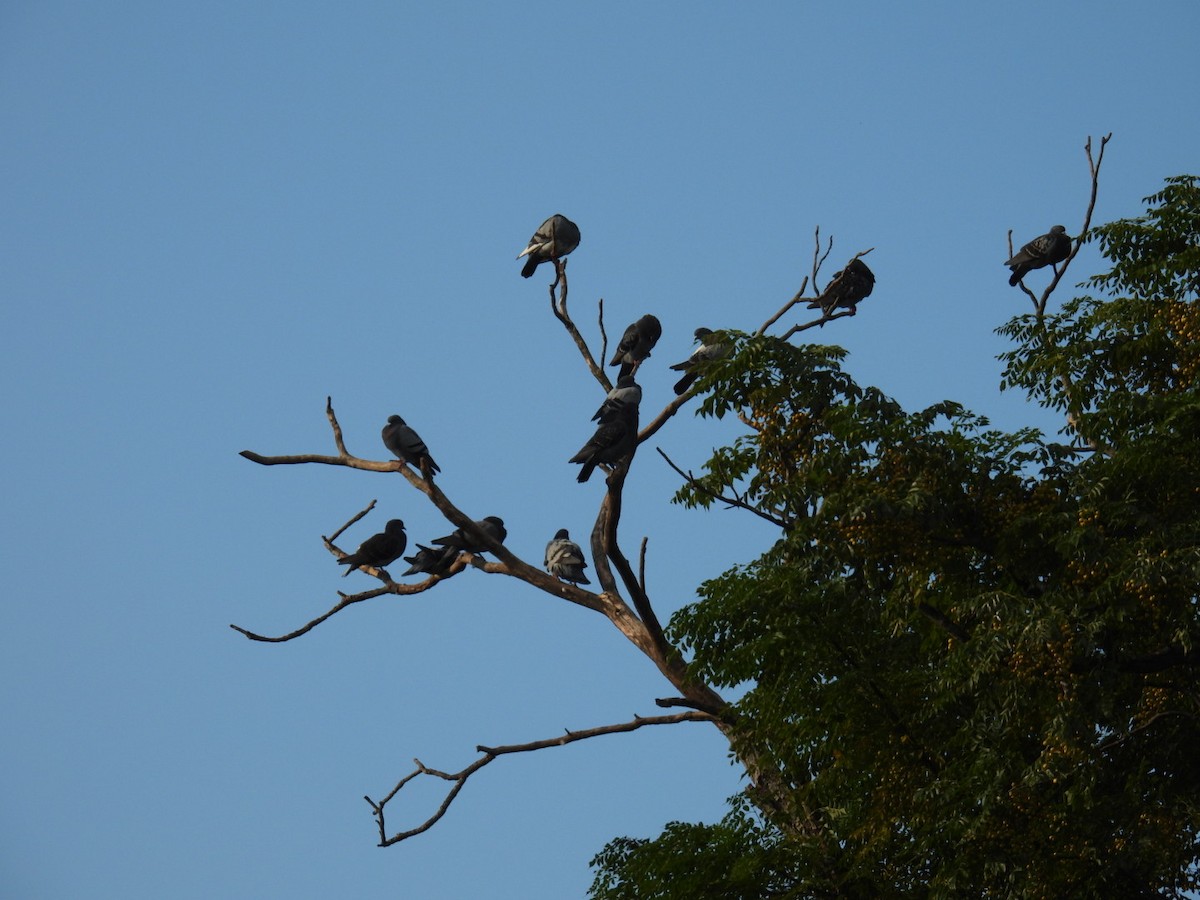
top-left (669, 327), bottom-right (729, 395)
top-left (807, 258), bottom-right (875, 316)
top-left (401, 543), bottom-right (461, 577)
top-left (570, 403), bottom-right (639, 483)
top-left (544, 528), bottom-right (590, 585)
top-left (382, 415), bottom-right (440, 475)
top-left (609, 314), bottom-right (662, 378)
top-left (517, 214), bottom-right (581, 278)
top-left (431, 516), bottom-right (508, 555)
top-left (592, 374), bottom-right (642, 422)
top-left (337, 519), bottom-right (407, 577)
top-left (1006, 225), bottom-right (1071, 286)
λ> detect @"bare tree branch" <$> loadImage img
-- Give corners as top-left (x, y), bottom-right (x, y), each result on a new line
top-left (365, 711), bottom-right (715, 846)
top-left (549, 260), bottom-right (610, 390)
top-left (326, 499), bottom-right (377, 544)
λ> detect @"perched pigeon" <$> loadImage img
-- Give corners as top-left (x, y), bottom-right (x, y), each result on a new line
top-left (517, 214), bottom-right (581, 278)
top-left (401, 543), bottom-right (460, 577)
top-left (609, 314), bottom-right (662, 378)
top-left (545, 528), bottom-right (590, 585)
top-left (592, 374), bottom-right (642, 422)
top-left (382, 414), bottom-right (440, 474)
top-left (1006, 225), bottom-right (1071, 286)
top-left (669, 327), bottom-right (729, 395)
top-left (432, 516), bottom-right (508, 554)
top-left (337, 519), bottom-right (407, 577)
top-left (807, 258), bottom-right (875, 315)
top-left (570, 403), bottom-right (639, 483)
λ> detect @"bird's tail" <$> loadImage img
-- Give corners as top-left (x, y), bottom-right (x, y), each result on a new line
top-left (673, 373), bottom-right (697, 395)
top-left (577, 461), bottom-right (596, 483)
top-left (521, 257), bottom-right (539, 278)
top-left (1008, 270), bottom-right (1022, 287)
top-left (340, 559), bottom-right (358, 577)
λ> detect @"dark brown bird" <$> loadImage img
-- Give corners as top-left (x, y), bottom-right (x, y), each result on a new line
top-left (570, 403), bottom-right (638, 483)
top-left (609, 314), bottom-right (662, 378)
top-left (337, 519), bottom-right (407, 577)
top-left (669, 327), bottom-right (728, 395)
top-left (807, 258), bottom-right (875, 315)
top-left (431, 516), bottom-right (508, 555)
top-left (517, 214), bottom-right (581, 278)
top-left (1006, 225), bottom-right (1071, 286)
top-left (382, 415), bottom-right (439, 474)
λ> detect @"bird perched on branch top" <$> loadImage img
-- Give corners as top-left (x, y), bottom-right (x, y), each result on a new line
top-left (609, 314), bottom-right (662, 378)
top-left (337, 519), bottom-right (407, 577)
top-left (401, 543), bottom-right (460, 577)
top-left (544, 528), bottom-right (590, 585)
top-left (1006, 225), bottom-right (1071, 286)
top-left (592, 374), bottom-right (642, 422)
top-left (382, 415), bottom-right (439, 474)
top-left (432, 516), bottom-right (508, 555)
top-left (517, 214), bottom-right (581, 278)
top-left (669, 327), bottom-right (729, 395)
top-left (570, 401), bottom-right (639, 483)
top-left (807, 258), bottom-right (875, 316)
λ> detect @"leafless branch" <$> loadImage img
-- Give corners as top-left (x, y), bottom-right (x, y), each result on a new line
top-left (365, 711), bottom-right (715, 846)
top-left (638, 537), bottom-right (648, 596)
top-left (549, 261), bottom-right (611, 390)
top-left (326, 499), bottom-right (377, 544)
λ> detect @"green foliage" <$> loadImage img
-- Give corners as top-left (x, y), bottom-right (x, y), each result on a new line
top-left (590, 178), bottom-right (1200, 898)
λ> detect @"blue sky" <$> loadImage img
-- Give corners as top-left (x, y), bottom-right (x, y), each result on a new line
top-left (2, 2), bottom-right (1197, 897)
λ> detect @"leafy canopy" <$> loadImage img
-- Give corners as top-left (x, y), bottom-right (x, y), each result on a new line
top-left (591, 176), bottom-right (1200, 899)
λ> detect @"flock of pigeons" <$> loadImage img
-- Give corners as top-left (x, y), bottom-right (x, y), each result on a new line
top-left (335, 215), bottom-right (1073, 586)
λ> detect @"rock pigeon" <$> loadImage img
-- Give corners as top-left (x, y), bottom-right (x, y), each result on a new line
top-left (807, 258), bottom-right (875, 315)
top-left (669, 327), bottom-right (728, 395)
top-left (431, 516), bottom-right (508, 554)
top-left (570, 403), bottom-right (639, 483)
top-left (544, 528), bottom-right (590, 585)
top-left (401, 543), bottom-right (461, 577)
top-left (517, 214), bottom-right (581, 278)
top-left (592, 374), bottom-right (642, 422)
top-left (382, 415), bottom-right (440, 474)
top-left (337, 519), bottom-right (407, 577)
top-left (1006, 225), bottom-right (1071, 286)
top-left (609, 314), bottom-right (662, 378)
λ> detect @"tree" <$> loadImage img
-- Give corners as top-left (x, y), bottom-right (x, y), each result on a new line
top-left (589, 162), bottom-right (1200, 896)
top-left (234, 135), bottom-right (1200, 895)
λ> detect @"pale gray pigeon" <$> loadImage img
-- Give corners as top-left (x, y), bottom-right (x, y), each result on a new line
top-left (669, 327), bottom-right (729, 395)
top-left (807, 258), bottom-right (875, 315)
top-left (609, 314), bottom-right (662, 378)
top-left (1006, 225), bottom-right (1071, 286)
top-left (337, 519), bottom-right (407, 577)
top-left (592, 374), bottom-right (642, 422)
top-left (518, 214), bottom-right (581, 278)
top-left (545, 528), bottom-right (590, 585)
top-left (382, 414), bottom-right (439, 474)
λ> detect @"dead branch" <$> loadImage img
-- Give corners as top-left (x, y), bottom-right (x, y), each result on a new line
top-left (365, 711), bottom-right (714, 846)
top-left (326, 499), bottom-right (377, 544)
top-left (549, 259), bottom-right (611, 390)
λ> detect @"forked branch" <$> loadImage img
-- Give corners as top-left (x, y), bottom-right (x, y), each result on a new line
top-left (364, 711), bottom-right (714, 846)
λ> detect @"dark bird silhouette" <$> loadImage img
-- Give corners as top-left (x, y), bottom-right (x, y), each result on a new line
top-left (517, 214), bottom-right (581, 278)
top-left (401, 543), bottom-right (460, 577)
top-left (337, 519), bottom-right (407, 577)
top-left (1006, 225), bottom-right (1071, 286)
top-left (544, 528), bottom-right (590, 585)
top-left (807, 258), bottom-right (875, 315)
top-left (382, 415), bottom-right (439, 474)
top-left (669, 327), bottom-right (728, 395)
top-left (609, 314), bottom-right (662, 378)
top-left (592, 374), bottom-right (642, 422)
top-left (570, 403), bottom-right (639, 483)
top-left (432, 516), bottom-right (508, 554)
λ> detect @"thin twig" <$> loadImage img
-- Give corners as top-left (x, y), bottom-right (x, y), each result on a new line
top-left (326, 499), bottom-right (377, 544)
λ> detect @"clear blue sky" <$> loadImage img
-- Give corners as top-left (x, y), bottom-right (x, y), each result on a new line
top-left (2, 2), bottom-right (1197, 897)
